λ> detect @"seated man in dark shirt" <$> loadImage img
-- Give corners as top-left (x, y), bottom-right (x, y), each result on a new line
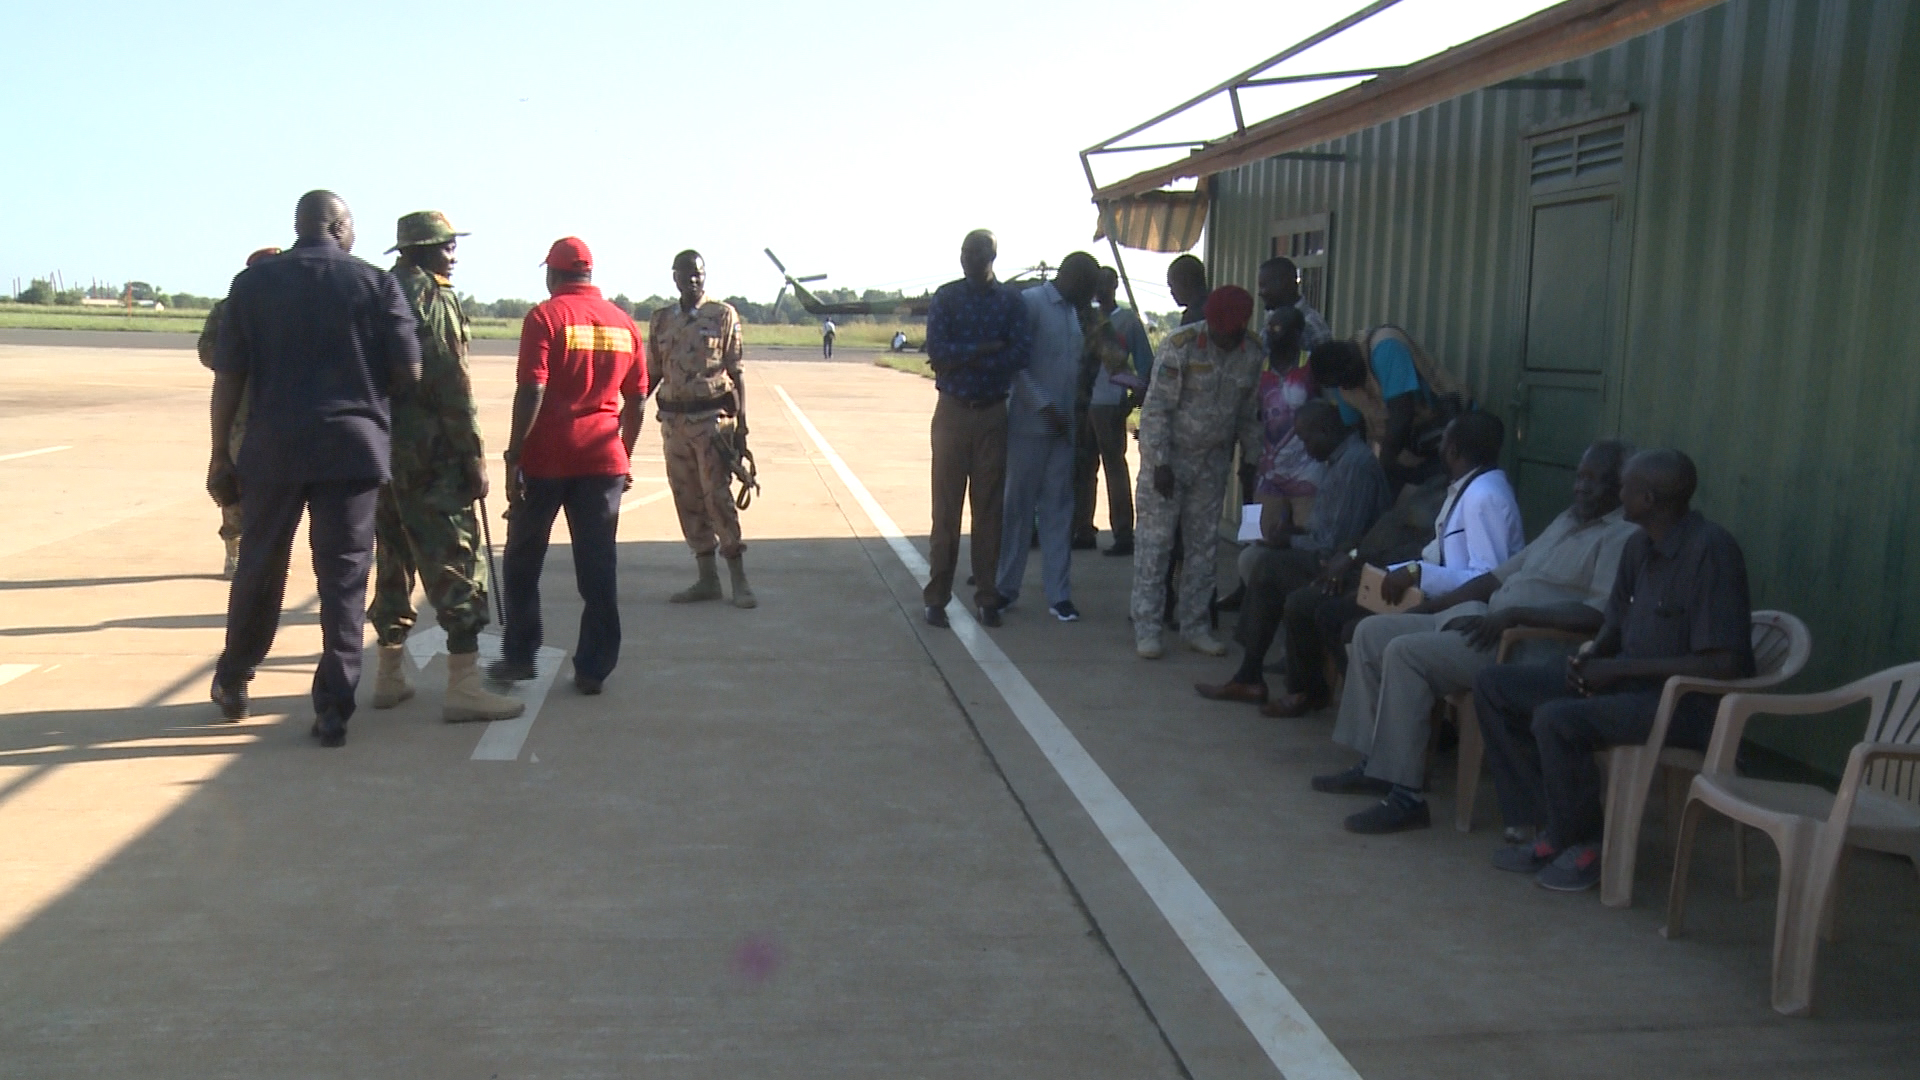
top-left (1473, 449), bottom-right (1753, 891)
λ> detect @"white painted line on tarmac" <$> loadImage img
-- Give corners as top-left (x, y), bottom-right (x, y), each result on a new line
top-left (617, 487), bottom-right (674, 514)
top-left (403, 627), bottom-right (566, 762)
top-left (0, 445), bottom-right (72, 464)
top-left (776, 384), bottom-right (1357, 1080)
top-left (0, 664), bottom-right (39, 688)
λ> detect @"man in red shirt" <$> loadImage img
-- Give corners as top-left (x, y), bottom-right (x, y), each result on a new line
top-left (494, 237), bottom-right (649, 694)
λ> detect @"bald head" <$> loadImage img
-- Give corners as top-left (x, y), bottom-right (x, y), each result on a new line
top-left (1620, 448), bottom-right (1698, 526)
top-left (294, 190), bottom-right (354, 251)
top-left (1167, 254), bottom-right (1208, 310)
top-left (1055, 251), bottom-right (1099, 306)
top-left (961, 230), bottom-right (997, 285)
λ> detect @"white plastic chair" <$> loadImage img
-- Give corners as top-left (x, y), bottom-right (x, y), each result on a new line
top-left (1662, 659), bottom-right (1920, 1015)
top-left (1598, 611), bottom-right (1811, 907)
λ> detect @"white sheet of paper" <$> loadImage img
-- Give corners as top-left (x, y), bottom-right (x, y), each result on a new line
top-left (1237, 503), bottom-right (1262, 543)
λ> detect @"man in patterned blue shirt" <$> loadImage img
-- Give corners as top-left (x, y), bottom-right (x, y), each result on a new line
top-left (922, 229), bottom-right (1033, 628)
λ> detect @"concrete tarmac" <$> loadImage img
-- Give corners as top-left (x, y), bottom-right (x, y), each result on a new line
top-left (0, 341), bottom-right (1915, 1078)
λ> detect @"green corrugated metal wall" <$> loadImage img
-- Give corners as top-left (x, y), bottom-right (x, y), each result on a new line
top-left (1206, 0), bottom-right (1920, 774)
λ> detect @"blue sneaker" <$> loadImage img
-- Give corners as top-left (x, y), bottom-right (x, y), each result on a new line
top-left (1049, 601), bottom-right (1080, 622)
top-left (1536, 843), bottom-right (1601, 891)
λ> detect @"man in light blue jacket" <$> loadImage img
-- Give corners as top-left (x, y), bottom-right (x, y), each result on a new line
top-left (995, 252), bottom-right (1100, 622)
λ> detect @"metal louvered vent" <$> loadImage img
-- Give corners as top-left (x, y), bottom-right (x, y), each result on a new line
top-left (1531, 125), bottom-right (1627, 188)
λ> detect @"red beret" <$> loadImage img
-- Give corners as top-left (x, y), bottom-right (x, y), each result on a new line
top-left (245, 247), bottom-right (281, 267)
top-left (1203, 286), bottom-right (1254, 334)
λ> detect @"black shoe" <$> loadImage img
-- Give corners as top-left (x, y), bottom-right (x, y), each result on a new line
top-left (210, 677), bottom-right (249, 721)
top-left (925, 605), bottom-right (950, 628)
top-left (487, 657), bottom-right (537, 682)
top-left (1071, 533), bottom-right (1098, 551)
top-left (1103, 541), bottom-right (1133, 557)
top-left (1049, 601), bottom-right (1081, 622)
top-left (976, 603), bottom-right (1003, 628)
top-left (574, 675), bottom-right (603, 695)
top-left (310, 714), bottom-right (346, 748)
top-left (1344, 792), bottom-right (1431, 834)
top-left (1311, 761), bottom-right (1393, 795)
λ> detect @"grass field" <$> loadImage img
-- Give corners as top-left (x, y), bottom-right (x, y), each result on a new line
top-left (0, 303), bottom-right (213, 333)
top-left (874, 353), bottom-right (933, 379)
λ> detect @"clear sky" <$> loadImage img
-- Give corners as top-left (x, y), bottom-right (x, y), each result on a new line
top-left (0, 0), bottom-right (1558, 315)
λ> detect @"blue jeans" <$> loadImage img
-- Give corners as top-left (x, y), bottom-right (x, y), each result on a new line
top-left (996, 431), bottom-right (1075, 608)
top-left (502, 475), bottom-right (624, 682)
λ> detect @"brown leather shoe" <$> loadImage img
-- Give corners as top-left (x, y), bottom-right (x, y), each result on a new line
top-left (1260, 691), bottom-right (1329, 719)
top-left (1194, 680), bottom-right (1268, 704)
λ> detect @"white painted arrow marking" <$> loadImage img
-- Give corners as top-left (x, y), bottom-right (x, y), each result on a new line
top-left (402, 627), bottom-right (566, 762)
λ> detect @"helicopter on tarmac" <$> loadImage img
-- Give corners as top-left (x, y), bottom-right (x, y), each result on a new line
top-left (763, 248), bottom-right (1054, 319)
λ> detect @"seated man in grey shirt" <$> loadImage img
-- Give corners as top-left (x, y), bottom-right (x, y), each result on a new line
top-left (1315, 440), bottom-right (1641, 835)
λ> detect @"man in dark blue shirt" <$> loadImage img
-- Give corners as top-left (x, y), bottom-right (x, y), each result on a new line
top-left (921, 229), bottom-right (1032, 628)
top-left (208, 190), bottom-right (422, 747)
top-left (1474, 449), bottom-right (1753, 890)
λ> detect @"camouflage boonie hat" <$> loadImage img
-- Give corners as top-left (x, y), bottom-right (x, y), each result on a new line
top-left (387, 210), bottom-right (469, 253)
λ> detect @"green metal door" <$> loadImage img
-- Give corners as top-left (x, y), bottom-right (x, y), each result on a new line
top-left (1510, 114), bottom-right (1637, 533)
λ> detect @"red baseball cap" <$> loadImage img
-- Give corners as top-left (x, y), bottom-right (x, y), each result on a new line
top-left (542, 236), bottom-right (592, 272)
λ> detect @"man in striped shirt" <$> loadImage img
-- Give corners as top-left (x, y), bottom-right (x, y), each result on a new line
top-left (494, 237), bottom-right (649, 695)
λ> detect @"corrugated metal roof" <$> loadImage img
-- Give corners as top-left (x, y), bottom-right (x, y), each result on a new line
top-left (1094, 0), bottom-right (1727, 201)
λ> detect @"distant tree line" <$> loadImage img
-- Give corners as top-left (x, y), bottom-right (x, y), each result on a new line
top-left (456, 287), bottom-right (921, 326)
top-left (10, 278), bottom-right (217, 310)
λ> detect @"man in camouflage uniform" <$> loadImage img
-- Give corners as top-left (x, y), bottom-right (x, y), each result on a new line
top-left (649, 249), bottom-right (756, 609)
top-left (197, 247), bottom-right (280, 578)
top-left (1129, 286), bottom-right (1265, 659)
top-left (367, 211), bottom-right (523, 723)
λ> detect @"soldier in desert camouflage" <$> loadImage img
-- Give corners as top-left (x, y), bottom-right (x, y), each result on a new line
top-left (648, 249), bottom-right (756, 609)
top-left (1128, 286), bottom-right (1265, 660)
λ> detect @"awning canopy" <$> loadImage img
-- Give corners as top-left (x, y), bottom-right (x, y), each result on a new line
top-left (1087, 0), bottom-right (1725, 204)
top-left (1092, 189), bottom-right (1210, 254)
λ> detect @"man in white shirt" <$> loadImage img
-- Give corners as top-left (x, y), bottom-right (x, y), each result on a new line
top-left (1377, 411), bottom-right (1525, 603)
top-left (1316, 438), bottom-right (1639, 835)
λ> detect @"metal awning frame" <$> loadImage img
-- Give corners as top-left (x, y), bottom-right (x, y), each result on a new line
top-left (1081, 0), bottom-right (1409, 309)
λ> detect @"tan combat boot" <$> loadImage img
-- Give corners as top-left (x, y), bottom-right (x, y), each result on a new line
top-left (671, 553), bottom-right (723, 603)
top-left (726, 554), bottom-right (757, 609)
top-left (222, 537), bottom-right (241, 580)
top-left (443, 651), bottom-right (526, 724)
top-left (372, 643), bottom-right (414, 709)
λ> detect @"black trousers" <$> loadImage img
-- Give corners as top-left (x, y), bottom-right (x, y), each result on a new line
top-left (1473, 662), bottom-right (1717, 848)
top-left (216, 477), bottom-right (380, 723)
top-left (503, 474), bottom-right (624, 681)
top-left (1233, 546), bottom-right (1323, 679)
top-left (1283, 589), bottom-right (1365, 695)
top-left (1072, 403), bottom-right (1134, 544)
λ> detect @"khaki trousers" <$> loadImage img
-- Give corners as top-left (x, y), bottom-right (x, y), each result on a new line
top-left (925, 395), bottom-right (1007, 610)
